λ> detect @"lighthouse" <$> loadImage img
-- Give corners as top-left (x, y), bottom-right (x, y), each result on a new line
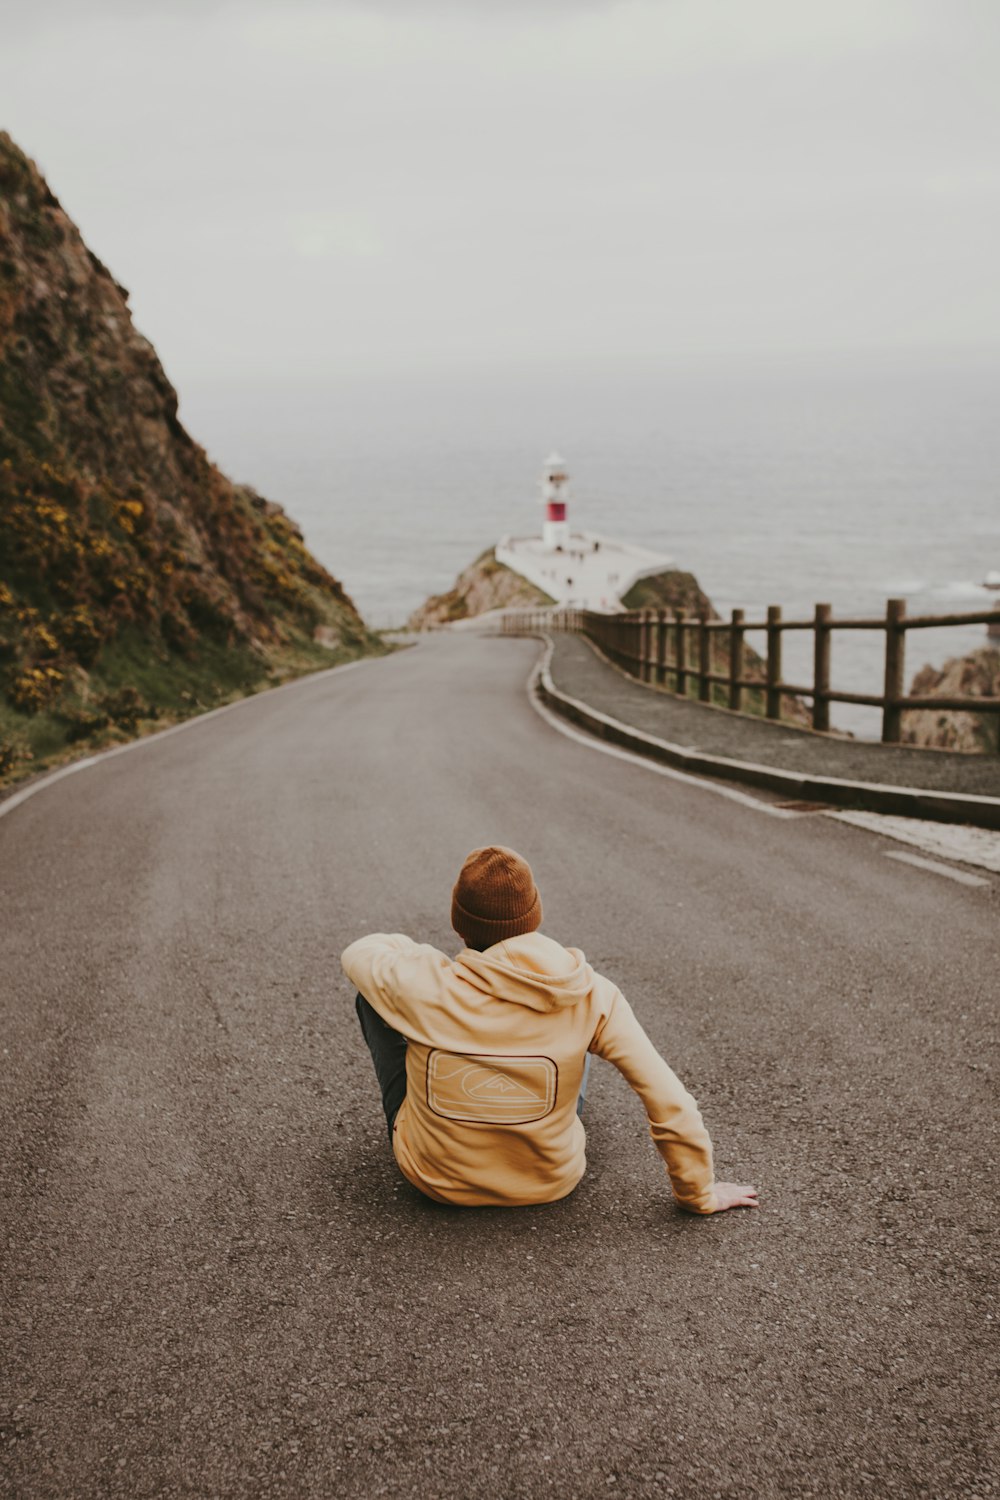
top-left (541, 452), bottom-right (571, 549)
top-left (495, 454), bottom-right (675, 610)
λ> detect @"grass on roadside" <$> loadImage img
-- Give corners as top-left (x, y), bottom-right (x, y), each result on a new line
top-left (0, 625), bottom-right (389, 793)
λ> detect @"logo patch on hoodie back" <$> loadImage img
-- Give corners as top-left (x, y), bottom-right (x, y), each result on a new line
top-left (426, 1052), bottom-right (557, 1124)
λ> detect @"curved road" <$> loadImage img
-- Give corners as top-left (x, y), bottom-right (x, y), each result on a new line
top-left (2, 634), bottom-right (996, 1500)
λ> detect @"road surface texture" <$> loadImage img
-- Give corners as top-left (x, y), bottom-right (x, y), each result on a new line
top-left (546, 631), bottom-right (1000, 795)
top-left (2, 634), bottom-right (997, 1500)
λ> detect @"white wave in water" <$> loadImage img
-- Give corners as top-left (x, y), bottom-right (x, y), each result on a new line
top-left (927, 579), bottom-right (995, 599)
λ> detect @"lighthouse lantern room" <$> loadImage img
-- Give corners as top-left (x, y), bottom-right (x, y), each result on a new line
top-left (541, 452), bottom-right (571, 549)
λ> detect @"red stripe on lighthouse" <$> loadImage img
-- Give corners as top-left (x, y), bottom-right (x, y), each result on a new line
top-left (546, 502), bottom-right (566, 522)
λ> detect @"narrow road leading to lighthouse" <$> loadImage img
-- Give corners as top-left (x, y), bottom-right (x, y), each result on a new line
top-left (2, 634), bottom-right (996, 1499)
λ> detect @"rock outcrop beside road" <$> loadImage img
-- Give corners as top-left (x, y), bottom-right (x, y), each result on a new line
top-left (903, 647), bottom-right (1000, 752)
top-left (408, 548), bottom-right (552, 628)
top-left (619, 568), bottom-right (717, 617)
top-left (0, 133), bottom-right (378, 784)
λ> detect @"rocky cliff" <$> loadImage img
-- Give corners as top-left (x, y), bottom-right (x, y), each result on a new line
top-left (619, 569), bottom-right (717, 617)
top-left (0, 134), bottom-right (379, 785)
top-left (408, 548), bottom-right (553, 628)
top-left (903, 648), bottom-right (1000, 753)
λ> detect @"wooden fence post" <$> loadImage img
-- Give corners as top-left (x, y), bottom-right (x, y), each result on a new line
top-left (729, 608), bottom-right (744, 711)
top-left (642, 610), bottom-right (654, 682)
top-left (698, 614), bottom-right (712, 702)
top-left (766, 605), bottom-right (782, 720)
top-left (675, 609), bottom-right (688, 696)
top-left (812, 603), bottom-right (831, 732)
top-left (882, 598), bottom-right (907, 743)
top-left (656, 610), bottom-right (668, 687)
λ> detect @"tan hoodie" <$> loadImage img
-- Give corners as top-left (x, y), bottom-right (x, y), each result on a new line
top-left (341, 929), bottom-right (716, 1211)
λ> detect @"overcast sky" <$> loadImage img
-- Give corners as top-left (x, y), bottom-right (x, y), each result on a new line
top-left (3, 0), bottom-right (1000, 394)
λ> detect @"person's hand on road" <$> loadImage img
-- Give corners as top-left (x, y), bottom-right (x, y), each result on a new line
top-left (710, 1182), bottom-right (759, 1212)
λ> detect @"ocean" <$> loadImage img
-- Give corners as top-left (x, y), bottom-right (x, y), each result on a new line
top-left (181, 353), bottom-right (1000, 738)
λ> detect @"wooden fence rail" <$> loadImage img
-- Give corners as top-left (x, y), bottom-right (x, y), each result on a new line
top-left (500, 599), bottom-right (1000, 747)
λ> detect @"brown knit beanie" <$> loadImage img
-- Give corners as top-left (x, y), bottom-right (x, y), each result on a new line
top-left (451, 846), bottom-right (543, 950)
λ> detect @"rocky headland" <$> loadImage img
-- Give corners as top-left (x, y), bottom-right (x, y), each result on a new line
top-left (903, 647), bottom-right (1000, 753)
top-left (409, 554), bottom-right (718, 631)
top-left (617, 569), bottom-right (716, 616)
top-left (408, 548), bottom-right (553, 628)
top-left (0, 134), bottom-right (379, 786)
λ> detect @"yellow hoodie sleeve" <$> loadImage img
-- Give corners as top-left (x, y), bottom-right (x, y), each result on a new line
top-left (591, 989), bottom-right (717, 1214)
top-left (341, 932), bottom-right (446, 1038)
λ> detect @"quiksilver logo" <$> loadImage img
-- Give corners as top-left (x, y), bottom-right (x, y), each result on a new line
top-left (426, 1052), bottom-right (557, 1124)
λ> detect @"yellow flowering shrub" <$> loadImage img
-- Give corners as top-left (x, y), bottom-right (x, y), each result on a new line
top-left (8, 663), bottom-right (64, 713)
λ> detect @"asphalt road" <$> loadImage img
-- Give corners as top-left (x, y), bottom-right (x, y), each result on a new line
top-left (2, 634), bottom-right (997, 1500)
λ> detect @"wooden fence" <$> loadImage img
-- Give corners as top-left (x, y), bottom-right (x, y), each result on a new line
top-left (500, 599), bottom-right (1000, 746)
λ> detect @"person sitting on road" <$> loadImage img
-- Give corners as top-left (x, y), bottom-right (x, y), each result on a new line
top-left (342, 845), bottom-right (758, 1214)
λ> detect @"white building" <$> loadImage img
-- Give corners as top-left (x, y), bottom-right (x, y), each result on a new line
top-left (494, 454), bottom-right (674, 612)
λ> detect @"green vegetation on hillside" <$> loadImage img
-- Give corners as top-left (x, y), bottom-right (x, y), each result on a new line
top-left (0, 132), bottom-right (381, 787)
top-left (0, 450), bottom-right (372, 780)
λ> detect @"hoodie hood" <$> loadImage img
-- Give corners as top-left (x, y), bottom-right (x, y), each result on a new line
top-left (453, 931), bottom-right (595, 1013)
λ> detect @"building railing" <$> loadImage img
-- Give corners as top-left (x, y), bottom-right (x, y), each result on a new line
top-left (499, 600), bottom-right (1000, 747)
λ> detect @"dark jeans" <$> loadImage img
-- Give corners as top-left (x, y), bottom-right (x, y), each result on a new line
top-left (355, 993), bottom-right (409, 1141)
top-left (355, 993), bottom-right (591, 1141)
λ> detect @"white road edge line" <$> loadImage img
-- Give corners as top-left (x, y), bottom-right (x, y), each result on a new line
top-left (526, 665), bottom-right (798, 818)
top-left (881, 850), bottom-right (989, 887)
top-left (0, 656), bottom-right (372, 824)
